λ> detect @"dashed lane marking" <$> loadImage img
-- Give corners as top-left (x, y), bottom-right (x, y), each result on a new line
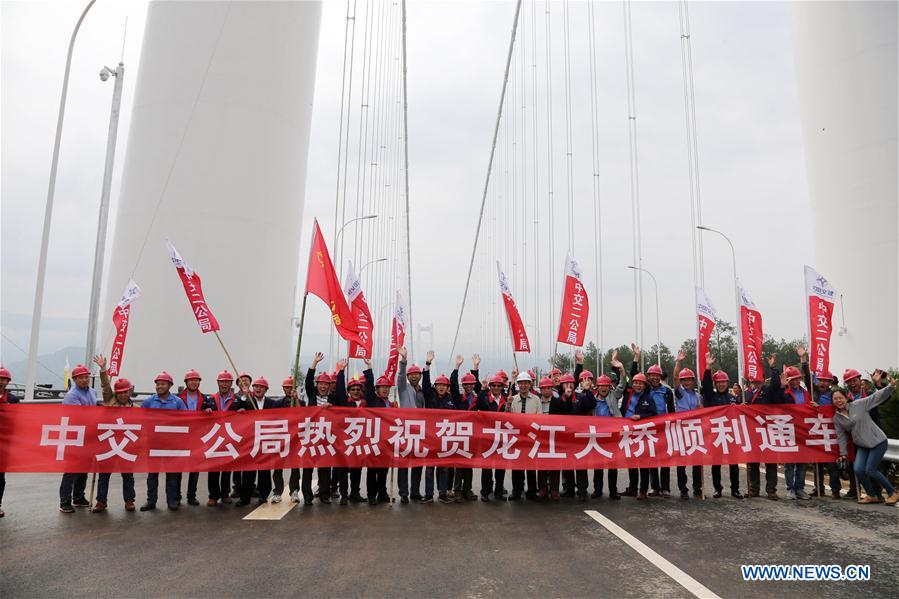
top-left (584, 510), bottom-right (721, 599)
top-left (243, 476), bottom-right (315, 520)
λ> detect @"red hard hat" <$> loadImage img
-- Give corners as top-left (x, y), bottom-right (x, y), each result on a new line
top-left (579, 370), bottom-right (594, 381)
top-left (375, 375), bottom-right (393, 388)
top-left (678, 368), bottom-right (696, 380)
top-left (538, 377), bottom-right (555, 388)
top-left (488, 374), bottom-right (505, 386)
top-left (0, 367), bottom-right (11, 381)
top-left (816, 371), bottom-right (834, 382)
top-left (71, 364), bottom-right (90, 378)
top-left (238, 371), bottom-right (252, 381)
top-left (527, 369), bottom-right (536, 379)
top-left (712, 370), bottom-right (730, 383)
top-left (596, 375), bottom-right (613, 387)
top-left (113, 378), bottom-right (133, 394)
top-left (183, 369), bottom-right (201, 382)
top-left (406, 364), bottom-right (422, 375)
top-left (252, 377), bottom-right (269, 389)
top-left (559, 373), bottom-right (576, 384)
top-left (549, 368), bottom-right (562, 376)
top-left (216, 370), bottom-right (234, 382)
top-left (347, 376), bottom-right (363, 389)
top-left (647, 364), bottom-right (663, 376)
top-left (497, 370), bottom-right (509, 380)
top-left (460, 373), bottom-right (477, 385)
top-left (632, 373), bottom-right (647, 384)
top-left (434, 374), bottom-right (450, 386)
top-left (154, 371), bottom-right (174, 384)
top-left (785, 367), bottom-right (802, 381)
top-left (315, 372), bottom-right (332, 384)
top-left (281, 377), bottom-right (295, 388)
top-left (842, 368), bottom-right (861, 382)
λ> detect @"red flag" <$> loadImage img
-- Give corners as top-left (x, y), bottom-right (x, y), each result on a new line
top-left (344, 261), bottom-right (373, 359)
top-left (384, 291), bottom-right (408, 385)
top-left (696, 288), bottom-right (716, 375)
top-left (167, 241), bottom-right (220, 333)
top-left (107, 279), bottom-right (141, 377)
top-left (305, 220), bottom-right (360, 343)
top-left (556, 253), bottom-right (589, 347)
top-left (497, 261), bottom-right (530, 352)
top-left (804, 265), bottom-right (836, 376)
top-left (738, 282), bottom-right (764, 382)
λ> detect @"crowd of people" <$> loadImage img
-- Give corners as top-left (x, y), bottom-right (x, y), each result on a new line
top-left (0, 344), bottom-right (896, 518)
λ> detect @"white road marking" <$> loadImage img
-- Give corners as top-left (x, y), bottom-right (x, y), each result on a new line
top-left (243, 475), bottom-right (315, 521)
top-left (584, 510), bottom-right (721, 599)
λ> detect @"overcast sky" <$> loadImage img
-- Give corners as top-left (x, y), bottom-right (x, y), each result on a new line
top-left (1, 0), bottom-right (814, 376)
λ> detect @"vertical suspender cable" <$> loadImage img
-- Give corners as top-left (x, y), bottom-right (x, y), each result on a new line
top-left (587, 0), bottom-right (605, 373)
top-left (447, 0), bottom-right (523, 367)
top-left (622, 0), bottom-right (645, 366)
top-left (401, 0), bottom-right (414, 359)
top-left (544, 1), bottom-right (557, 360)
top-left (562, 0), bottom-right (575, 246)
top-left (530, 0), bottom-right (540, 362)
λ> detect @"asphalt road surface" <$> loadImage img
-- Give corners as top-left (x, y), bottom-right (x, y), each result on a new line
top-left (1, 469), bottom-right (896, 598)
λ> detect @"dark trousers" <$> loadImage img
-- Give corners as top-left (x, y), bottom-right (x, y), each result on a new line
top-left (480, 469), bottom-right (506, 497)
top-left (186, 472), bottom-right (200, 500)
top-left (575, 470), bottom-right (589, 497)
top-left (301, 467), bottom-right (332, 501)
top-left (446, 468), bottom-right (455, 491)
top-left (59, 473), bottom-right (87, 503)
top-left (592, 469), bottom-right (618, 495)
top-left (511, 470), bottom-right (537, 496)
top-left (537, 470), bottom-right (550, 493)
top-left (638, 468), bottom-right (651, 493)
top-left (562, 470), bottom-right (575, 493)
top-left (398, 466), bottom-right (423, 498)
top-left (712, 464), bottom-right (740, 493)
top-left (627, 468), bottom-right (639, 491)
top-left (257, 470), bottom-right (273, 501)
top-left (97, 473), bottom-right (135, 504)
top-left (815, 461), bottom-right (857, 495)
top-left (548, 470), bottom-right (561, 494)
top-left (334, 467), bottom-right (362, 498)
top-left (366, 468), bottom-right (388, 499)
top-left (677, 465), bottom-right (703, 495)
top-left (0, 472), bottom-right (5, 504)
top-left (453, 468), bottom-right (472, 493)
top-left (208, 472), bottom-right (230, 500)
top-left (650, 467), bottom-right (671, 492)
top-left (271, 469), bottom-right (300, 495)
top-left (233, 470), bottom-right (256, 504)
top-left (147, 472), bottom-right (179, 505)
top-left (747, 463), bottom-right (778, 495)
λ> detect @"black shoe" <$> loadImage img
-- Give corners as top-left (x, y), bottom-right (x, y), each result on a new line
top-left (304, 498), bottom-right (314, 506)
top-left (235, 500), bottom-right (250, 507)
top-left (731, 491), bottom-right (744, 499)
top-left (845, 490), bottom-right (858, 499)
top-left (167, 502), bottom-right (179, 511)
top-left (494, 492), bottom-right (507, 502)
top-left (400, 496), bottom-right (409, 504)
top-left (339, 497), bottom-right (348, 506)
top-left (480, 493), bottom-right (490, 502)
top-left (419, 496), bottom-right (434, 504)
top-left (229, 490), bottom-right (240, 498)
top-left (187, 497), bottom-right (200, 506)
top-left (349, 493), bottom-right (365, 503)
top-left (331, 490), bottom-right (340, 499)
top-left (712, 491), bottom-right (723, 499)
top-left (72, 497), bottom-right (90, 508)
top-left (139, 502), bottom-right (156, 512)
top-left (411, 494), bottom-right (423, 502)
top-left (525, 491), bottom-right (538, 501)
top-left (508, 493), bottom-right (522, 502)
top-left (377, 493), bottom-right (390, 503)
top-left (438, 494), bottom-right (452, 504)
top-left (609, 493), bottom-right (621, 500)
top-left (591, 491), bottom-right (602, 499)
top-left (368, 497), bottom-right (378, 506)
top-left (59, 502), bottom-right (75, 513)
top-left (680, 491), bottom-right (690, 499)
top-left (319, 496), bottom-right (331, 505)
top-left (464, 491), bottom-right (478, 501)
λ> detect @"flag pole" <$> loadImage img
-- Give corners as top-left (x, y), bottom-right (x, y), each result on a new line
top-left (213, 330), bottom-right (253, 409)
top-left (292, 293), bottom-right (309, 407)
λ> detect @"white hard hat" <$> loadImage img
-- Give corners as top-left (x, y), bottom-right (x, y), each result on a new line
top-left (516, 372), bottom-right (533, 383)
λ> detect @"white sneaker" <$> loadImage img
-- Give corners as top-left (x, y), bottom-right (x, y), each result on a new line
top-left (271, 494), bottom-right (282, 504)
top-left (786, 490), bottom-right (796, 500)
top-left (289, 491), bottom-right (299, 503)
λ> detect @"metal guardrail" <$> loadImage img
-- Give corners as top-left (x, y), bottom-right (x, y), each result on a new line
top-left (885, 439), bottom-right (899, 463)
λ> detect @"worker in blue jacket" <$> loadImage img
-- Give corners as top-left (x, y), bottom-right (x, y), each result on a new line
top-left (700, 353), bottom-right (744, 499)
top-left (592, 354), bottom-right (626, 499)
top-left (140, 371), bottom-right (188, 511)
top-left (622, 371), bottom-right (657, 500)
top-left (672, 350), bottom-right (703, 499)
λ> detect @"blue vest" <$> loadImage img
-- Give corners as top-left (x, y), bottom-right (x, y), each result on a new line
top-left (675, 387), bottom-right (699, 412)
top-left (649, 386), bottom-right (668, 414)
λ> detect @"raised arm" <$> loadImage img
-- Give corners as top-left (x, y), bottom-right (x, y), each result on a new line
top-left (472, 353), bottom-right (482, 394)
top-left (93, 355), bottom-right (114, 404)
top-left (397, 346), bottom-right (408, 392)
top-left (857, 373), bottom-right (896, 411)
top-left (332, 361), bottom-right (348, 406)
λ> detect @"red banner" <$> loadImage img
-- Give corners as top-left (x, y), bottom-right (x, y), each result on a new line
top-left (805, 265), bottom-right (836, 376)
top-left (0, 403), bottom-right (839, 473)
top-left (384, 291), bottom-right (407, 385)
top-left (556, 253), bottom-right (589, 347)
top-left (306, 220), bottom-right (361, 344)
top-left (166, 241), bottom-right (220, 333)
top-left (497, 261), bottom-right (530, 353)
top-left (696, 287), bottom-right (716, 375)
top-left (738, 283), bottom-right (764, 383)
top-left (344, 261), bottom-right (373, 359)
top-left (107, 279), bottom-right (141, 377)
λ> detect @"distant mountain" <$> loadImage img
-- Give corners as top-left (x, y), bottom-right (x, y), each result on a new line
top-left (4, 346), bottom-right (86, 388)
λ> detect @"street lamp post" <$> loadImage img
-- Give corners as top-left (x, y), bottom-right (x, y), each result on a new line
top-left (84, 62), bottom-right (125, 368)
top-left (25, 0), bottom-right (96, 402)
top-left (359, 257), bottom-right (388, 278)
top-left (697, 225), bottom-right (743, 383)
top-left (627, 265), bottom-right (661, 366)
